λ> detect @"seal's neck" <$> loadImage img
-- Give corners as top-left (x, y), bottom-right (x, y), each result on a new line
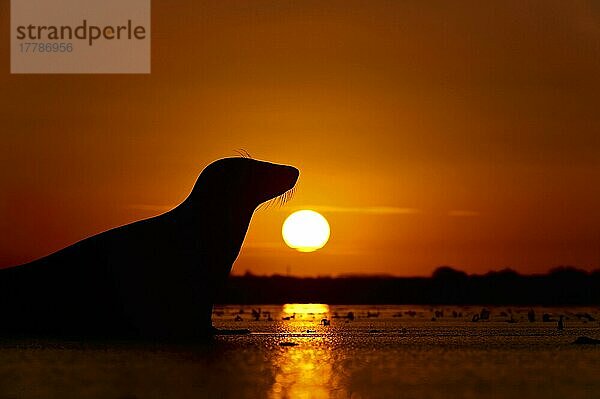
top-left (179, 194), bottom-right (255, 265)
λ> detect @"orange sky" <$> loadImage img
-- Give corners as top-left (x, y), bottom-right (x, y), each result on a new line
top-left (1, 1), bottom-right (599, 276)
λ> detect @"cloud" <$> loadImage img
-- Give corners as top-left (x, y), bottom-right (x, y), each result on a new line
top-left (447, 210), bottom-right (480, 217)
top-left (129, 203), bottom-right (421, 216)
top-left (291, 205), bottom-right (421, 215)
top-left (242, 242), bottom-right (365, 256)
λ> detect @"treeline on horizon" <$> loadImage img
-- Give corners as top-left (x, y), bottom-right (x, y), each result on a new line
top-left (216, 266), bottom-right (600, 305)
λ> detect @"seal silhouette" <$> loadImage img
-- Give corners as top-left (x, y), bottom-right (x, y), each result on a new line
top-left (0, 157), bottom-right (299, 339)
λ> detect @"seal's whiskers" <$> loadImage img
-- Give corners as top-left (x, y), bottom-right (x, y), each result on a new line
top-left (258, 186), bottom-right (297, 211)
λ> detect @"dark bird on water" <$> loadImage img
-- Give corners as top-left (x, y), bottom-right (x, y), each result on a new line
top-left (0, 157), bottom-right (299, 340)
top-left (557, 315), bottom-right (565, 330)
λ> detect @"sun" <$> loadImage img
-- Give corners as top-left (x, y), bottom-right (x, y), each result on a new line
top-left (282, 210), bottom-right (330, 252)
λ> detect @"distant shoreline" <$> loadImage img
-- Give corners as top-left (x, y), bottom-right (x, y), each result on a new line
top-left (217, 266), bottom-right (600, 305)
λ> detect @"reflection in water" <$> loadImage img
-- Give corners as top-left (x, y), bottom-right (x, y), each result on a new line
top-left (8, 305), bottom-right (597, 398)
top-left (269, 343), bottom-right (338, 399)
top-left (268, 304), bottom-right (346, 399)
top-left (282, 303), bottom-right (330, 315)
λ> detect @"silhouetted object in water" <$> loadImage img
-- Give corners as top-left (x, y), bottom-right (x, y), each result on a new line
top-left (543, 313), bottom-right (554, 322)
top-left (576, 312), bottom-right (596, 322)
top-left (573, 336), bottom-right (600, 345)
top-left (252, 308), bottom-right (261, 321)
top-left (367, 311), bottom-right (380, 318)
top-left (528, 309), bottom-right (536, 322)
top-left (472, 308), bottom-right (490, 322)
top-left (506, 310), bottom-right (517, 323)
top-left (479, 308), bottom-right (491, 320)
top-left (346, 311), bottom-right (355, 321)
top-left (234, 315), bottom-right (243, 322)
top-left (279, 342), bottom-right (298, 347)
top-left (0, 157), bottom-right (298, 339)
top-left (558, 315), bottom-right (565, 330)
top-left (321, 318), bottom-right (330, 326)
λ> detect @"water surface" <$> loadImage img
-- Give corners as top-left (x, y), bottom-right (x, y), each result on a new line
top-left (1, 305), bottom-right (599, 398)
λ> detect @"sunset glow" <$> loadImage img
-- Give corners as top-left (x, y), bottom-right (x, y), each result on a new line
top-left (3, 2), bottom-right (599, 398)
top-left (1, 1), bottom-right (598, 277)
top-left (282, 210), bottom-right (330, 252)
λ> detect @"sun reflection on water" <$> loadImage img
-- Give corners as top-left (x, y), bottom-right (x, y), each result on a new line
top-left (282, 303), bottom-right (330, 315)
top-left (268, 304), bottom-right (344, 399)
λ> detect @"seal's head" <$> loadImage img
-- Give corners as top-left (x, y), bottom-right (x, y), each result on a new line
top-left (189, 157), bottom-right (299, 212)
